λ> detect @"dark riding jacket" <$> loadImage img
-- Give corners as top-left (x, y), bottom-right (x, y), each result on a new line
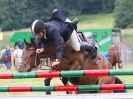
top-left (38, 9), bottom-right (74, 59)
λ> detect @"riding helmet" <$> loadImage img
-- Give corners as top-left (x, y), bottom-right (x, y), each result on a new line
top-left (31, 19), bottom-right (45, 34)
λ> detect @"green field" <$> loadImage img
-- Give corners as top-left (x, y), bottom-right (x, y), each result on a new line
top-left (72, 13), bottom-right (114, 29)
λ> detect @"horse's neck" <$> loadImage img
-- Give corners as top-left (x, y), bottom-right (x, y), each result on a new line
top-left (42, 41), bottom-right (56, 58)
top-left (83, 53), bottom-right (112, 70)
top-left (82, 54), bottom-right (100, 70)
top-left (98, 53), bottom-right (113, 69)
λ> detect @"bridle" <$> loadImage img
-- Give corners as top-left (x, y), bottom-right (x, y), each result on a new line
top-left (21, 50), bottom-right (52, 71)
top-left (37, 56), bottom-right (53, 70)
top-left (20, 48), bottom-right (36, 72)
top-left (20, 59), bottom-right (33, 72)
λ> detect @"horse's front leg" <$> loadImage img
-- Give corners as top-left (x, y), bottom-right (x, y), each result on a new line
top-left (118, 63), bottom-right (123, 69)
top-left (61, 77), bottom-right (73, 94)
top-left (44, 78), bottom-right (53, 95)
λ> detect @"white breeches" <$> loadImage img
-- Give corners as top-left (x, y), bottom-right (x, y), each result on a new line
top-left (67, 30), bottom-right (81, 51)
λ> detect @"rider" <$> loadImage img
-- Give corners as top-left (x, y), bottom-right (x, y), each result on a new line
top-left (31, 9), bottom-right (80, 67)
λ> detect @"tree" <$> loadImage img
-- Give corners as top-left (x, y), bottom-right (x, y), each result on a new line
top-left (114, 0), bottom-right (133, 28)
top-left (0, 0), bottom-right (29, 30)
top-left (80, 0), bottom-right (115, 14)
top-left (0, 0), bottom-right (115, 31)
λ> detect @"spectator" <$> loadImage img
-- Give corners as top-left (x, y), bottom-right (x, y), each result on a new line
top-left (0, 49), bottom-right (2, 67)
top-left (13, 44), bottom-right (23, 71)
top-left (18, 39), bottom-right (24, 50)
top-left (3, 45), bottom-right (11, 70)
top-left (1, 49), bottom-right (5, 68)
top-left (10, 47), bottom-right (14, 68)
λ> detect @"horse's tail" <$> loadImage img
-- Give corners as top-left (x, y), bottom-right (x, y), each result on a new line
top-left (113, 77), bottom-right (127, 93)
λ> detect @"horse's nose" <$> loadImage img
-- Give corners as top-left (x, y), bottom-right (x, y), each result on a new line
top-left (16, 62), bottom-right (27, 72)
top-left (19, 62), bottom-right (26, 67)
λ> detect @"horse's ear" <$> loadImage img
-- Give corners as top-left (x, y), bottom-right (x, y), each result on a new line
top-left (30, 38), bottom-right (34, 45)
top-left (24, 39), bottom-right (30, 47)
top-left (30, 36), bottom-right (38, 47)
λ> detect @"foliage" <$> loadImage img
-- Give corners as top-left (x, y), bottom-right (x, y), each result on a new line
top-left (80, 0), bottom-right (115, 14)
top-left (0, 0), bottom-right (115, 31)
top-left (114, 0), bottom-right (133, 28)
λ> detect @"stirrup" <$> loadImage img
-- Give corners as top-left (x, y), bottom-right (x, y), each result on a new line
top-left (94, 58), bottom-right (100, 65)
top-left (38, 64), bottom-right (51, 70)
top-left (38, 58), bottom-right (51, 70)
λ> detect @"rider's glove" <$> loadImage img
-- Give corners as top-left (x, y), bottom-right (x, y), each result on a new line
top-left (36, 48), bottom-right (44, 53)
top-left (51, 59), bottom-right (61, 67)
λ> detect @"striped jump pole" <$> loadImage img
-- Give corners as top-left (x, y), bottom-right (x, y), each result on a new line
top-left (0, 69), bottom-right (133, 79)
top-left (0, 84), bottom-right (133, 92)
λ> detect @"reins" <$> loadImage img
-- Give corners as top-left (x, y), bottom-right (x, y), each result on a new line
top-left (35, 52), bottom-right (57, 70)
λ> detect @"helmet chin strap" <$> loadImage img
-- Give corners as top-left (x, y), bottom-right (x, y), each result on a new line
top-left (43, 29), bottom-right (47, 39)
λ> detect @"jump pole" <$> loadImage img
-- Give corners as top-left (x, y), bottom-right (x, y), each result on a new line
top-left (0, 69), bottom-right (133, 79)
top-left (0, 84), bottom-right (133, 92)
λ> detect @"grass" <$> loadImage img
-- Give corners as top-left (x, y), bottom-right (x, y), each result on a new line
top-left (116, 65), bottom-right (133, 93)
top-left (121, 29), bottom-right (133, 43)
top-left (72, 13), bottom-right (114, 29)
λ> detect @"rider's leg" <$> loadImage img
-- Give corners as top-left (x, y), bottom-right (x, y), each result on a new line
top-left (68, 30), bottom-right (80, 51)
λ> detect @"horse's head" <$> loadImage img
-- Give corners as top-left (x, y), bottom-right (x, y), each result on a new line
top-left (17, 39), bottom-right (40, 72)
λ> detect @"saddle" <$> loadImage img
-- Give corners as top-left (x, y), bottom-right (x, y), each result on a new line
top-left (77, 31), bottom-right (96, 46)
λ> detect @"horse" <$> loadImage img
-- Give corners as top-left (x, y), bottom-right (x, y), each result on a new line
top-left (108, 44), bottom-right (123, 69)
top-left (18, 38), bottom-right (125, 94)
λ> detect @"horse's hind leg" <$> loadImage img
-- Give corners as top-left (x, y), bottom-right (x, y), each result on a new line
top-left (44, 78), bottom-right (52, 95)
top-left (98, 76), bottom-right (115, 93)
top-left (61, 77), bottom-right (73, 94)
top-left (113, 77), bottom-right (127, 93)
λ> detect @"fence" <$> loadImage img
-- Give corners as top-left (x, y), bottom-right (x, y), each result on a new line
top-left (1, 69), bottom-right (133, 79)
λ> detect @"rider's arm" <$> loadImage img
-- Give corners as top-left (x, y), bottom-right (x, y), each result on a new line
top-left (36, 38), bottom-right (46, 53)
top-left (53, 28), bottom-right (64, 60)
top-left (39, 42), bottom-right (45, 48)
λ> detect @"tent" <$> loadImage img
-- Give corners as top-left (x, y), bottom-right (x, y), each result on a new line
top-left (10, 31), bottom-right (32, 42)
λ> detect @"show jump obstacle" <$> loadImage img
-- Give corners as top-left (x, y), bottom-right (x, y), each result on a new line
top-left (0, 69), bottom-right (133, 92)
top-left (0, 69), bottom-right (133, 79)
